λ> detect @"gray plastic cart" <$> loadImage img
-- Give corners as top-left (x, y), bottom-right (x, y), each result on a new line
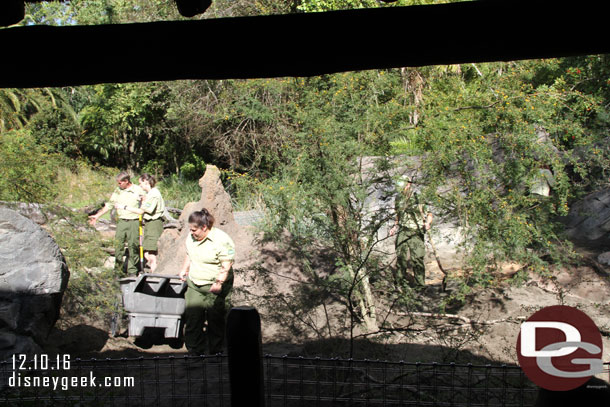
top-left (114, 273), bottom-right (187, 339)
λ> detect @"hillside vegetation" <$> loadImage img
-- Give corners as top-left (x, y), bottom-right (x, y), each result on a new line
top-left (2, 0), bottom-right (610, 327)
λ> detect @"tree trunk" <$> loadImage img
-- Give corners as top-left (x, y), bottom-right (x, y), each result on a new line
top-left (348, 265), bottom-right (378, 333)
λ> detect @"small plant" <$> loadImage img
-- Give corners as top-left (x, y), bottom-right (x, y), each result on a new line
top-left (43, 206), bottom-right (120, 326)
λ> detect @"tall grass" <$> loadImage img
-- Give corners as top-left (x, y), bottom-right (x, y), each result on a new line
top-left (54, 162), bottom-right (117, 209)
top-left (389, 133), bottom-right (424, 156)
top-left (157, 174), bottom-right (201, 210)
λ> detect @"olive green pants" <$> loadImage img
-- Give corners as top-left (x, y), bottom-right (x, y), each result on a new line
top-left (184, 273), bottom-right (233, 355)
top-left (114, 218), bottom-right (140, 275)
top-left (143, 218), bottom-right (163, 252)
top-left (396, 229), bottom-right (426, 288)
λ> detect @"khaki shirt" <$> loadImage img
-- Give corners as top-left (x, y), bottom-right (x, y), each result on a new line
top-left (141, 187), bottom-right (165, 221)
top-left (530, 169), bottom-right (555, 197)
top-left (185, 227), bottom-right (235, 286)
top-left (108, 184), bottom-right (145, 220)
top-left (395, 191), bottom-right (427, 231)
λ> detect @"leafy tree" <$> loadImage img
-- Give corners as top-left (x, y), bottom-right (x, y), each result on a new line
top-left (258, 115), bottom-right (396, 344)
top-left (0, 129), bottom-right (63, 202)
top-left (79, 82), bottom-right (177, 170)
top-left (0, 88), bottom-right (71, 131)
top-left (388, 59), bottom-right (610, 294)
top-left (253, 71), bottom-right (425, 352)
top-left (296, 0), bottom-right (452, 13)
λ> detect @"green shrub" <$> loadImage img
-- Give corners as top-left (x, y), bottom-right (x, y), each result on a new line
top-left (53, 161), bottom-right (117, 209)
top-left (43, 206), bottom-right (120, 324)
top-left (0, 129), bottom-right (64, 203)
top-left (157, 174), bottom-right (201, 210)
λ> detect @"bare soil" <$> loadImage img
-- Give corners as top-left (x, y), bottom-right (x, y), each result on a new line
top-left (47, 225), bottom-right (610, 377)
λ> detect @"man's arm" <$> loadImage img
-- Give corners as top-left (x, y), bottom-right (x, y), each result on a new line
top-left (116, 203), bottom-right (145, 215)
top-left (88, 203), bottom-right (111, 226)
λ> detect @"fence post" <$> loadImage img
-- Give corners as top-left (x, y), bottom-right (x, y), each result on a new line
top-left (226, 306), bottom-right (265, 407)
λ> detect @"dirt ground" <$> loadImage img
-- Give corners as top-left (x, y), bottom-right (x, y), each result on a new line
top-left (46, 221), bottom-right (610, 380)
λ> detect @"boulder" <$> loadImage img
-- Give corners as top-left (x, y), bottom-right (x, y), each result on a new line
top-left (598, 251), bottom-right (610, 266)
top-left (0, 207), bottom-right (69, 360)
top-left (0, 201), bottom-right (51, 225)
top-left (560, 188), bottom-right (610, 246)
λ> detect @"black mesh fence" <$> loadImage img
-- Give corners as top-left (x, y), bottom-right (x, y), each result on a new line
top-left (2, 354), bottom-right (606, 406)
top-left (262, 357), bottom-right (539, 407)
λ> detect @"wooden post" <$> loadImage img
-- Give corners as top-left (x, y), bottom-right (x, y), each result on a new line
top-left (226, 306), bottom-right (264, 407)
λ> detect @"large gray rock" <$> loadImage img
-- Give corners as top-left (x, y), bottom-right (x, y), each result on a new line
top-left (0, 207), bottom-right (69, 359)
top-left (561, 188), bottom-right (610, 245)
top-left (0, 201), bottom-right (52, 225)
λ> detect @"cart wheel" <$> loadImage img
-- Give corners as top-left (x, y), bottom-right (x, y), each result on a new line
top-left (168, 337), bottom-right (184, 349)
top-left (134, 335), bottom-right (154, 349)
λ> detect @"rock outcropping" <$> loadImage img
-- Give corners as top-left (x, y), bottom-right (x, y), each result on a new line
top-left (0, 207), bottom-right (69, 359)
top-left (155, 165), bottom-right (247, 276)
top-left (561, 188), bottom-right (610, 247)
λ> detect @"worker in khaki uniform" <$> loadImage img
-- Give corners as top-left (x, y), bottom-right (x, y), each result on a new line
top-left (389, 176), bottom-right (433, 289)
top-left (118, 173), bottom-right (165, 272)
top-left (89, 171), bottom-right (145, 275)
top-left (179, 209), bottom-right (235, 355)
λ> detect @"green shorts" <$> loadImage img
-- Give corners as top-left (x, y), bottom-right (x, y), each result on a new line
top-left (143, 218), bottom-right (164, 252)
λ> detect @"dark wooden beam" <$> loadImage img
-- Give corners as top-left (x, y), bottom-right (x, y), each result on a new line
top-left (2, 1), bottom-right (609, 88)
top-left (0, 0), bottom-right (24, 27)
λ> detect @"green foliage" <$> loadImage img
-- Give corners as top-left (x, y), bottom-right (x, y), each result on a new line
top-left (296, 0), bottom-right (452, 13)
top-left (256, 81), bottom-right (401, 341)
top-left (0, 88), bottom-right (71, 132)
top-left (404, 59), bottom-right (610, 283)
top-left (179, 154), bottom-right (206, 180)
top-left (0, 129), bottom-right (64, 203)
top-left (29, 103), bottom-right (81, 157)
top-left (389, 131), bottom-right (424, 155)
top-left (157, 175), bottom-right (202, 210)
top-left (44, 207), bottom-right (120, 323)
top-left (23, 0), bottom-right (183, 26)
top-left (10, 0), bottom-right (610, 340)
top-left (79, 82), bottom-right (182, 171)
top-left (53, 161), bottom-right (117, 209)
top-left (221, 169), bottom-right (263, 211)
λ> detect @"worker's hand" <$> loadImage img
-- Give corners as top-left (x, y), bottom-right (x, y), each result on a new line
top-left (179, 269), bottom-right (188, 281)
top-left (114, 203), bottom-right (123, 210)
top-left (88, 215), bottom-right (97, 226)
top-left (389, 224), bottom-right (398, 236)
top-left (210, 281), bottom-right (223, 295)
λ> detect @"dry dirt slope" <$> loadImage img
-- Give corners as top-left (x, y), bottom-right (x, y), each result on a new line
top-left (47, 165), bottom-right (610, 377)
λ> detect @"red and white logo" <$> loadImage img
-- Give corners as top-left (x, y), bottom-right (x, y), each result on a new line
top-left (516, 305), bottom-right (604, 391)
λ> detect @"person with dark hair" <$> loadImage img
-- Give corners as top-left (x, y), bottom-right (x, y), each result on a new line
top-left (89, 171), bottom-right (145, 275)
top-left (179, 209), bottom-right (235, 355)
top-left (117, 173), bottom-right (165, 271)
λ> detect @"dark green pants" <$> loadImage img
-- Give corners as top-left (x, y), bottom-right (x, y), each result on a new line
top-left (396, 229), bottom-right (426, 288)
top-left (184, 273), bottom-right (233, 355)
top-left (114, 218), bottom-right (140, 275)
top-left (143, 218), bottom-right (163, 251)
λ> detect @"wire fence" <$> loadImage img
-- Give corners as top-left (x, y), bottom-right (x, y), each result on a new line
top-left (0, 354), bottom-right (551, 407)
